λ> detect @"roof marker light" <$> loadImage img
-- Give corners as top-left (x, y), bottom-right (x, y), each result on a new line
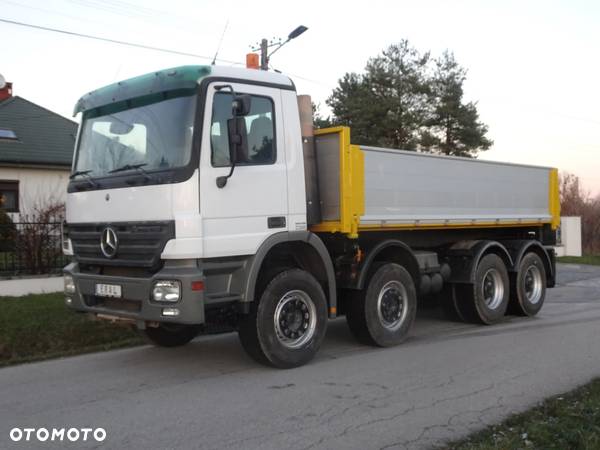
top-left (246, 53), bottom-right (259, 69)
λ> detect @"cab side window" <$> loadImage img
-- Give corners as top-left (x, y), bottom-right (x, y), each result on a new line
top-left (210, 92), bottom-right (276, 167)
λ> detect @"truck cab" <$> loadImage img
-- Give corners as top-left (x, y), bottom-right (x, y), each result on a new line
top-left (65, 66), bottom-right (335, 366)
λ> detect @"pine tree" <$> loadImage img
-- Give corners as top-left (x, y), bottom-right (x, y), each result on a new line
top-left (423, 51), bottom-right (492, 156)
top-left (327, 40), bottom-right (430, 149)
top-left (325, 42), bottom-right (492, 158)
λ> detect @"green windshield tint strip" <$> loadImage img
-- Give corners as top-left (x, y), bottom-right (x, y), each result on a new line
top-left (74, 65), bottom-right (211, 115)
top-left (83, 88), bottom-right (196, 119)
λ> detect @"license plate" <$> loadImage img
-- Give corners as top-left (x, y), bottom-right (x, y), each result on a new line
top-left (95, 283), bottom-right (122, 298)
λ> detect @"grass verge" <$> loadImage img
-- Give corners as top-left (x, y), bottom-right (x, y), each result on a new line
top-left (557, 255), bottom-right (600, 266)
top-left (447, 378), bottom-right (600, 449)
top-left (0, 292), bottom-right (143, 367)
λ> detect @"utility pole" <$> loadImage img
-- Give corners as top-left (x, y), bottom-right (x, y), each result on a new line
top-left (260, 38), bottom-right (269, 70)
top-left (251, 26), bottom-right (308, 71)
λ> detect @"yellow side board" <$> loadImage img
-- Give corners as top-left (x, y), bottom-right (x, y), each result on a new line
top-left (548, 168), bottom-right (561, 230)
top-left (309, 126), bottom-right (560, 237)
top-left (310, 127), bottom-right (365, 238)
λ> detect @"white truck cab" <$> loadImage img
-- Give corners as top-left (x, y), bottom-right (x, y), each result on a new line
top-left (64, 65), bottom-right (558, 368)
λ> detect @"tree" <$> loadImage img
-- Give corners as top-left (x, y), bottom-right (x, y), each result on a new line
top-left (423, 51), bottom-right (493, 156)
top-left (328, 40), bottom-right (431, 149)
top-left (325, 40), bottom-right (492, 157)
top-left (312, 102), bottom-right (332, 129)
top-left (559, 173), bottom-right (600, 254)
top-left (560, 172), bottom-right (587, 215)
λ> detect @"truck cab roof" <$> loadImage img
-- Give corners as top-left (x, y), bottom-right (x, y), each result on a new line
top-left (73, 65), bottom-right (295, 116)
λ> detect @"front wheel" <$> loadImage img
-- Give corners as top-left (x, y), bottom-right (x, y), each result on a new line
top-left (142, 323), bottom-right (201, 347)
top-left (346, 263), bottom-right (417, 347)
top-left (238, 269), bottom-right (328, 368)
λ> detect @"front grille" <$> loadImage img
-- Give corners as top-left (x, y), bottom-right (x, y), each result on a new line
top-left (68, 221), bottom-right (175, 269)
top-left (84, 295), bottom-right (142, 313)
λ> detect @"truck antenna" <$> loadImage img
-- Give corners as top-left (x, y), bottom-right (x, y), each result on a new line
top-left (211, 19), bottom-right (229, 65)
top-left (251, 25), bottom-right (308, 70)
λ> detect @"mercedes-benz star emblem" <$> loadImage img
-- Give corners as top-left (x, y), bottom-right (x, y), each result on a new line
top-left (100, 227), bottom-right (118, 258)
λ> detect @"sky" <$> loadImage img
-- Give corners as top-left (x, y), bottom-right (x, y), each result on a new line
top-left (1, 0), bottom-right (599, 195)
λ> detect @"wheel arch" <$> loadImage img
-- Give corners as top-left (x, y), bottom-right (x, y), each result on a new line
top-left (243, 231), bottom-right (337, 317)
top-left (355, 240), bottom-right (421, 291)
top-left (446, 240), bottom-right (514, 284)
top-left (504, 240), bottom-right (555, 287)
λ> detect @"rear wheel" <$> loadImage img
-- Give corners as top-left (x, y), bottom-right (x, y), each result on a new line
top-left (238, 269), bottom-right (328, 368)
top-left (455, 253), bottom-right (510, 324)
top-left (346, 263), bottom-right (417, 347)
top-left (142, 323), bottom-right (201, 347)
top-left (509, 252), bottom-right (546, 316)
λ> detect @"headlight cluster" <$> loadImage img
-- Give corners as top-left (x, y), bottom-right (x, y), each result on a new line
top-left (64, 275), bottom-right (76, 294)
top-left (152, 280), bottom-right (181, 302)
top-left (62, 238), bottom-right (74, 256)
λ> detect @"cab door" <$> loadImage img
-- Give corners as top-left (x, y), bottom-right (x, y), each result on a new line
top-left (199, 82), bottom-right (288, 258)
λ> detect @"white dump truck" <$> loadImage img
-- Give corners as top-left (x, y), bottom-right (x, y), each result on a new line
top-left (63, 64), bottom-right (560, 368)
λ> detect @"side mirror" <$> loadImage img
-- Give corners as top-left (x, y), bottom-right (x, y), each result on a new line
top-left (232, 95), bottom-right (251, 116)
top-left (216, 117), bottom-right (248, 188)
top-left (227, 117), bottom-right (248, 163)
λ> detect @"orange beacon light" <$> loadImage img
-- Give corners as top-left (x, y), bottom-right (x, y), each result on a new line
top-left (246, 53), bottom-right (260, 69)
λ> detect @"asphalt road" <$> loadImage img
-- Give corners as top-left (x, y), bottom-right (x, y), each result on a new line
top-left (2, 263), bottom-right (600, 450)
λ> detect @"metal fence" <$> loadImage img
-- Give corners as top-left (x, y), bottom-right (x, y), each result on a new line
top-left (0, 218), bottom-right (70, 277)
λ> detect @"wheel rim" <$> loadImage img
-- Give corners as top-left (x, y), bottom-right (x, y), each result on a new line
top-left (376, 280), bottom-right (408, 331)
top-left (274, 290), bottom-right (317, 349)
top-left (482, 268), bottom-right (504, 310)
top-left (524, 265), bottom-right (543, 304)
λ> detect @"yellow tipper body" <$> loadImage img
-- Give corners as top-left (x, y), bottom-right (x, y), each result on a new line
top-left (310, 126), bottom-right (561, 238)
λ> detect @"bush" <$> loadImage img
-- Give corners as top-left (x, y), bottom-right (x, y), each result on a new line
top-left (561, 173), bottom-right (600, 254)
top-left (16, 203), bottom-right (66, 274)
top-left (0, 210), bottom-right (16, 252)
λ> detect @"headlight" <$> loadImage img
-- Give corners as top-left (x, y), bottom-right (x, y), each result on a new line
top-left (62, 238), bottom-right (73, 256)
top-left (64, 275), bottom-right (76, 294)
top-left (152, 280), bottom-right (181, 302)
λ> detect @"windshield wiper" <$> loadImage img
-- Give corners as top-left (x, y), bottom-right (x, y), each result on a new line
top-left (108, 163), bottom-right (147, 174)
top-left (108, 163), bottom-right (157, 182)
top-left (69, 169), bottom-right (99, 188)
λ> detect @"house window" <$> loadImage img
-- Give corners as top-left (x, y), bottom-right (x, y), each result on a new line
top-left (0, 129), bottom-right (18, 141)
top-left (0, 180), bottom-right (19, 212)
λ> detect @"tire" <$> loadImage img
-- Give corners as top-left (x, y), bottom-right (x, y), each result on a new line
top-left (455, 253), bottom-right (510, 324)
top-left (346, 263), bottom-right (417, 347)
top-left (238, 269), bottom-right (328, 369)
top-left (142, 323), bottom-right (201, 347)
top-left (509, 252), bottom-right (546, 316)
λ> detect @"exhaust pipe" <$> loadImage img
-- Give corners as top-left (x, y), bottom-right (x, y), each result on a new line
top-left (297, 95), bottom-right (322, 225)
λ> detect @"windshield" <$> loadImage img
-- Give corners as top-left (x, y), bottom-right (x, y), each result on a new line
top-left (73, 94), bottom-right (196, 178)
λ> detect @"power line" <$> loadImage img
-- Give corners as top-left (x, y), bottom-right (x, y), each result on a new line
top-left (0, 0), bottom-right (110, 26)
top-left (1, 0), bottom-right (209, 44)
top-left (0, 16), bottom-right (337, 93)
top-left (0, 17), bottom-right (243, 65)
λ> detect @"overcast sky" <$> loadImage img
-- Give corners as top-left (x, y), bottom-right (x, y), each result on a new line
top-left (2, 0), bottom-right (599, 194)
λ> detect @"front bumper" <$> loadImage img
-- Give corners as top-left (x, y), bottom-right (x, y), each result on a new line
top-left (63, 261), bottom-right (205, 325)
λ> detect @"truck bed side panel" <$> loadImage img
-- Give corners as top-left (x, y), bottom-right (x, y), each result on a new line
top-left (360, 146), bottom-right (552, 227)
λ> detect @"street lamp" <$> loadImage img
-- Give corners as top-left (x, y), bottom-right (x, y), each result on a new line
top-left (254, 25), bottom-right (309, 70)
